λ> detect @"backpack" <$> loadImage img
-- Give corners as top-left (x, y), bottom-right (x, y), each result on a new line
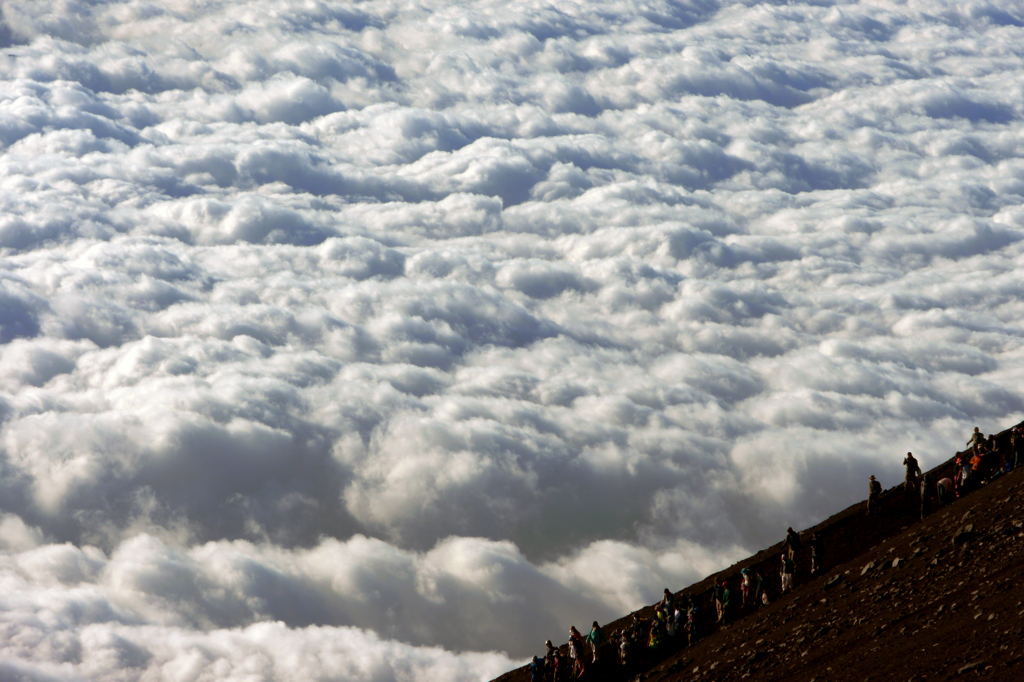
top-left (870, 480), bottom-right (882, 495)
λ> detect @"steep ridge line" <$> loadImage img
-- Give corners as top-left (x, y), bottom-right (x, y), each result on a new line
top-left (493, 421), bottom-right (1024, 682)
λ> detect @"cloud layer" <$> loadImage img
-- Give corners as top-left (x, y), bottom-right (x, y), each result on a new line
top-left (2, 0), bottom-right (1024, 679)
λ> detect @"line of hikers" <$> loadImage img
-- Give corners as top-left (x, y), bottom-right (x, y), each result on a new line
top-left (530, 424), bottom-right (1024, 682)
top-left (868, 425), bottom-right (1024, 521)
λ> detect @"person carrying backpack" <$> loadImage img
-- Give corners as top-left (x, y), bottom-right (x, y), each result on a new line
top-left (530, 656), bottom-right (545, 682)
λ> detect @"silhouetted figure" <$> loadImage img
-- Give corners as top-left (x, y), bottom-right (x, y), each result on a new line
top-left (658, 587), bottom-right (674, 613)
top-left (919, 474), bottom-right (935, 519)
top-left (685, 596), bottom-right (700, 646)
top-left (552, 650), bottom-right (565, 682)
top-left (543, 640), bottom-right (557, 682)
top-left (967, 426), bottom-right (985, 450)
top-left (867, 475), bottom-right (882, 515)
top-left (809, 531), bottom-right (824, 576)
top-left (530, 656), bottom-right (545, 682)
top-left (783, 527), bottom-right (802, 566)
top-left (713, 580), bottom-right (725, 623)
top-left (627, 614), bottom-right (644, 643)
top-left (753, 570), bottom-right (765, 607)
top-left (618, 631), bottom-right (631, 667)
top-left (937, 477), bottom-right (954, 505)
top-left (721, 580), bottom-right (734, 625)
top-left (903, 452), bottom-right (921, 493)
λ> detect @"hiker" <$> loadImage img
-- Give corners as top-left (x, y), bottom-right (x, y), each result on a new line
top-left (648, 612), bottom-right (665, 650)
top-left (753, 569), bottom-right (765, 607)
top-left (552, 650), bottom-right (565, 682)
top-left (955, 455), bottom-right (970, 497)
top-left (721, 580), bottom-right (734, 625)
top-left (713, 580), bottom-right (726, 623)
top-left (567, 626), bottom-right (585, 679)
top-left (530, 656), bottom-right (545, 682)
top-left (867, 475), bottom-right (882, 515)
top-left (936, 476), bottom-right (954, 505)
top-left (780, 552), bottom-right (795, 593)
top-left (586, 621), bottom-right (604, 663)
top-left (543, 640), bottom-right (557, 682)
top-left (967, 426), bottom-right (985, 450)
top-left (809, 531), bottom-right (824, 576)
top-left (740, 568), bottom-right (753, 607)
top-left (783, 527), bottom-right (802, 564)
top-left (618, 631), bottom-right (630, 667)
top-left (685, 597), bottom-right (700, 646)
top-left (659, 587), bottom-right (675, 613)
top-left (1013, 426), bottom-right (1024, 469)
top-left (664, 606), bottom-right (676, 641)
top-left (627, 614), bottom-right (644, 643)
top-left (903, 452), bottom-right (922, 492)
top-left (919, 474), bottom-right (935, 519)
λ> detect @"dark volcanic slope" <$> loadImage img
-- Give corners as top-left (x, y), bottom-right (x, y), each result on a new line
top-left (494, 431), bottom-right (1024, 682)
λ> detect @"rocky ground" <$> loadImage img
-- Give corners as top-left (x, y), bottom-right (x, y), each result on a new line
top-left (494, 429), bottom-right (1024, 682)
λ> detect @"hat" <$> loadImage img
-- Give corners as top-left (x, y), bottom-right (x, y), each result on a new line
top-left (870, 475), bottom-right (876, 480)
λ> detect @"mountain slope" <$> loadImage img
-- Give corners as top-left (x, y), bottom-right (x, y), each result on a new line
top-left (494, 427), bottom-right (1024, 682)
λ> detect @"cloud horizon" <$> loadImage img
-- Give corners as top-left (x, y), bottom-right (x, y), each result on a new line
top-left (2, 0), bottom-right (1024, 679)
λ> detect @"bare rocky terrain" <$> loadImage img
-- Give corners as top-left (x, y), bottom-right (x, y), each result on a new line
top-left (494, 426), bottom-right (1024, 682)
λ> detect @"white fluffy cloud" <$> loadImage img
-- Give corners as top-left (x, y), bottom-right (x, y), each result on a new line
top-left (2, 0), bottom-right (1024, 679)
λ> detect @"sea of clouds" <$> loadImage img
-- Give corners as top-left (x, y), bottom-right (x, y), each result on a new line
top-left (1, 0), bottom-right (1024, 679)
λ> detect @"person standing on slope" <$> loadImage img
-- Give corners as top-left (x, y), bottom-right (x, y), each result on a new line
top-left (903, 452), bottom-right (922, 493)
top-left (782, 527), bottom-right (802, 571)
top-left (713, 580), bottom-right (726, 624)
top-left (967, 426), bottom-right (985, 451)
top-left (780, 552), bottom-right (795, 593)
top-left (720, 580), bottom-right (734, 625)
top-left (530, 656), bottom-right (545, 682)
top-left (919, 473), bottom-right (935, 519)
top-left (567, 626), bottom-right (586, 679)
top-left (586, 621), bottom-right (605, 663)
top-left (867, 475), bottom-right (882, 515)
top-left (809, 531), bottom-right (824, 576)
top-left (659, 587), bottom-right (675, 613)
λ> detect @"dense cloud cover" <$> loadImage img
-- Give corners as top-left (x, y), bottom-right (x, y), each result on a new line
top-left (2, 0), bottom-right (1024, 678)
